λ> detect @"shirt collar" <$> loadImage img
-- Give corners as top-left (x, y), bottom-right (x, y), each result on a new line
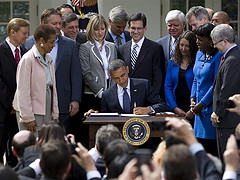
top-left (131, 36), bottom-right (145, 49)
top-left (6, 37), bottom-right (20, 54)
top-left (224, 44), bottom-right (237, 57)
top-left (95, 40), bottom-right (106, 49)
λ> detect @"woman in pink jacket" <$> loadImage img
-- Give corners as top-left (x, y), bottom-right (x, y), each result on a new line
top-left (13, 24), bottom-right (58, 136)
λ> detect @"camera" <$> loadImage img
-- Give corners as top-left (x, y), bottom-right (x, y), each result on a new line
top-left (151, 121), bottom-right (171, 131)
top-left (132, 149), bottom-right (152, 175)
top-left (226, 100), bottom-right (235, 108)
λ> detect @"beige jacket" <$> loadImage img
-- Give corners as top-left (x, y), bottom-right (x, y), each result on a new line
top-left (13, 47), bottom-right (58, 123)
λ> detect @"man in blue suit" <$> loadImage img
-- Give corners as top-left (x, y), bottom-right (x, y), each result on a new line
top-left (156, 10), bottom-right (186, 71)
top-left (101, 59), bottom-right (168, 114)
top-left (106, 6), bottom-right (131, 48)
top-left (24, 8), bottom-right (82, 133)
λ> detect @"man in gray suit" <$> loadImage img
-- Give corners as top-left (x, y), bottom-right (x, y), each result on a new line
top-left (211, 24), bottom-right (240, 162)
top-left (24, 8), bottom-right (82, 133)
top-left (156, 10), bottom-right (186, 71)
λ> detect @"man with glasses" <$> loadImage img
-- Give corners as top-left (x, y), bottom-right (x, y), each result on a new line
top-left (117, 13), bottom-right (165, 95)
top-left (210, 24), bottom-right (240, 162)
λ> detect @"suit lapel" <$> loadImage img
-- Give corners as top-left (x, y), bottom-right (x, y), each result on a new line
top-left (91, 42), bottom-right (104, 66)
top-left (124, 41), bottom-right (132, 72)
top-left (55, 35), bottom-right (65, 71)
top-left (112, 84), bottom-right (123, 112)
top-left (166, 35), bottom-right (171, 60)
top-left (133, 38), bottom-right (150, 73)
top-left (3, 41), bottom-right (17, 69)
top-left (105, 43), bottom-right (111, 62)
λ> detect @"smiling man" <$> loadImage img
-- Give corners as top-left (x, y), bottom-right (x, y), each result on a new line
top-left (156, 10), bottom-right (186, 71)
top-left (101, 59), bottom-right (168, 114)
top-left (117, 13), bottom-right (165, 95)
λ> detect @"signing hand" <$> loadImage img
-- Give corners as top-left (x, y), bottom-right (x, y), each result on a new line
top-left (133, 107), bottom-right (152, 115)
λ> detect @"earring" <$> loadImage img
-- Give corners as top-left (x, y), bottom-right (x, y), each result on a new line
top-left (40, 43), bottom-right (44, 47)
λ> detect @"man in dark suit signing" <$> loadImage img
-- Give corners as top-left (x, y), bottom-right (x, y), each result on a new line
top-left (101, 59), bottom-right (168, 114)
top-left (106, 6), bottom-right (131, 48)
top-left (117, 13), bottom-right (165, 95)
top-left (24, 8), bottom-right (82, 133)
top-left (0, 18), bottom-right (29, 167)
top-left (211, 24), bottom-right (240, 162)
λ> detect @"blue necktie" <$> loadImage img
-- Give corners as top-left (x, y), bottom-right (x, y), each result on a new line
top-left (123, 88), bottom-right (131, 113)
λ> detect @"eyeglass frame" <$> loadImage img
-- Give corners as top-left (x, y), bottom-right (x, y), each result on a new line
top-left (213, 39), bottom-right (224, 46)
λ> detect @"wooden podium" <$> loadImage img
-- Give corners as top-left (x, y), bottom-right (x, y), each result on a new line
top-left (83, 115), bottom-right (178, 148)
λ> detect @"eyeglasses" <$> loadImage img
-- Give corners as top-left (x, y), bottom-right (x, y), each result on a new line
top-left (130, 27), bottom-right (144, 31)
top-left (213, 39), bottom-right (224, 46)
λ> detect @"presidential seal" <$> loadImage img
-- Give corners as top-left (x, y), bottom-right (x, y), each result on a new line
top-left (122, 118), bottom-right (150, 146)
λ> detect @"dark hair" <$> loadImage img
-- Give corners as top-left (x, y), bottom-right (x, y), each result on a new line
top-left (36, 121), bottom-right (65, 148)
top-left (96, 124), bottom-right (122, 155)
top-left (34, 24), bottom-right (56, 42)
top-left (62, 12), bottom-right (78, 27)
top-left (0, 165), bottom-right (18, 180)
top-left (41, 141), bottom-right (71, 179)
top-left (128, 13), bottom-right (147, 27)
top-left (108, 59), bottom-right (126, 73)
top-left (12, 131), bottom-right (36, 158)
top-left (57, 3), bottom-right (74, 13)
top-left (172, 30), bottom-right (198, 67)
top-left (103, 139), bottom-right (134, 168)
top-left (41, 8), bottom-right (62, 23)
top-left (195, 23), bottom-right (218, 56)
top-left (163, 144), bottom-right (197, 180)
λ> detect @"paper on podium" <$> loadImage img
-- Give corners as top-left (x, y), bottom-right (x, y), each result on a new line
top-left (89, 113), bottom-right (120, 117)
top-left (120, 114), bottom-right (149, 117)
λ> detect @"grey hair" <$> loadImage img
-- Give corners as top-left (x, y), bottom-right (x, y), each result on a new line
top-left (165, 10), bottom-right (186, 24)
top-left (95, 124), bottom-right (122, 155)
top-left (211, 24), bottom-right (235, 43)
top-left (61, 12), bottom-right (78, 27)
top-left (108, 59), bottom-right (127, 72)
top-left (186, 6), bottom-right (211, 22)
top-left (108, 6), bottom-right (129, 23)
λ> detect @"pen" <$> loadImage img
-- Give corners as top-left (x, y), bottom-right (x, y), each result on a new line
top-left (134, 102), bottom-right (136, 108)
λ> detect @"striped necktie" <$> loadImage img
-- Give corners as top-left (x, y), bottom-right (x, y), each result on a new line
top-left (131, 44), bottom-right (138, 69)
top-left (116, 35), bottom-right (122, 46)
top-left (170, 38), bottom-right (177, 58)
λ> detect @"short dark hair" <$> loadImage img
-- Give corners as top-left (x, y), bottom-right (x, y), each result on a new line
top-left (163, 144), bottom-right (197, 180)
top-left (108, 59), bottom-right (126, 73)
top-left (103, 139), bottom-right (134, 168)
top-left (34, 24), bottom-right (56, 42)
top-left (41, 141), bottom-right (71, 179)
top-left (62, 12), bottom-right (78, 27)
top-left (128, 13), bottom-right (147, 27)
top-left (96, 124), bottom-right (122, 155)
top-left (41, 8), bottom-right (62, 23)
top-left (57, 3), bottom-right (74, 13)
top-left (12, 131), bottom-right (36, 158)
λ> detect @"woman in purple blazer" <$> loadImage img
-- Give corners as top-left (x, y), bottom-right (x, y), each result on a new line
top-left (165, 31), bottom-right (198, 119)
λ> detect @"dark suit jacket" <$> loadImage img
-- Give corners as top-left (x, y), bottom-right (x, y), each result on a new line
top-left (101, 78), bottom-right (168, 113)
top-left (195, 150), bottom-right (221, 180)
top-left (117, 38), bottom-right (165, 95)
top-left (106, 30), bottom-right (131, 45)
top-left (0, 41), bottom-right (27, 109)
top-left (213, 46), bottom-right (240, 128)
top-left (24, 35), bottom-right (82, 115)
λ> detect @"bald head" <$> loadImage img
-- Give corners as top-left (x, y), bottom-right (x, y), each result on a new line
top-left (12, 130), bottom-right (36, 158)
top-left (212, 11), bottom-right (230, 25)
